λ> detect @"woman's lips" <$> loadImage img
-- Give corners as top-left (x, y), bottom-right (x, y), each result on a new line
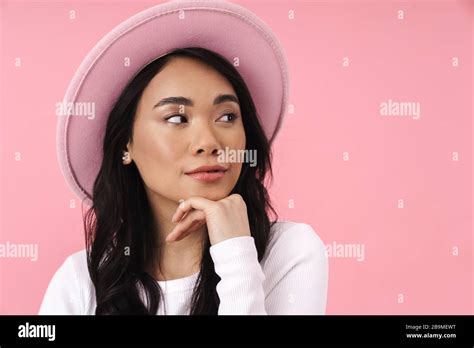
top-left (185, 170), bottom-right (227, 183)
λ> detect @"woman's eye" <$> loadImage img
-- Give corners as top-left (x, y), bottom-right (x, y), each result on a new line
top-left (166, 115), bottom-right (187, 124)
top-left (165, 113), bottom-right (238, 124)
top-left (218, 113), bottom-right (238, 122)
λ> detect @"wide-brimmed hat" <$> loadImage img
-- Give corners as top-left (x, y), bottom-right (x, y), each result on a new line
top-left (57, 0), bottom-right (290, 206)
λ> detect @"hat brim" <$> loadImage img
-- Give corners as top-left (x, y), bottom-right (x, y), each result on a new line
top-left (57, 0), bottom-right (289, 207)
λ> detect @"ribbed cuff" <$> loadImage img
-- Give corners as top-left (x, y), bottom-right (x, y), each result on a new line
top-left (209, 236), bottom-right (266, 314)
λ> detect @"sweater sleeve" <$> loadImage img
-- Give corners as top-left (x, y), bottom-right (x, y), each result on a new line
top-left (209, 236), bottom-right (266, 314)
top-left (38, 256), bottom-right (84, 315)
top-left (209, 223), bottom-right (329, 315)
top-left (263, 223), bottom-right (329, 315)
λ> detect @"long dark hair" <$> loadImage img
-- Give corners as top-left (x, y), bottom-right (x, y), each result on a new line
top-left (83, 47), bottom-right (278, 315)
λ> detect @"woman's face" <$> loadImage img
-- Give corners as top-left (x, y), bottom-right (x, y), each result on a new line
top-left (127, 56), bottom-right (246, 204)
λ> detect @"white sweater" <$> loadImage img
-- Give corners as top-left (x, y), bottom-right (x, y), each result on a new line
top-left (39, 221), bottom-right (328, 315)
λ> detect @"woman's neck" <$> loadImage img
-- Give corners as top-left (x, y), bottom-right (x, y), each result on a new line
top-left (146, 190), bottom-right (205, 281)
top-left (154, 229), bottom-right (205, 281)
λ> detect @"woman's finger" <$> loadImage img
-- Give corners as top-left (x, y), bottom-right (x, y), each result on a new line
top-left (167, 217), bottom-right (205, 242)
top-left (171, 196), bottom-right (214, 223)
top-left (170, 219), bottom-right (206, 242)
top-left (167, 210), bottom-right (206, 242)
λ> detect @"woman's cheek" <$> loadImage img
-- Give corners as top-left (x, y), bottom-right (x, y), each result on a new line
top-left (135, 133), bottom-right (183, 185)
top-left (235, 125), bottom-right (246, 150)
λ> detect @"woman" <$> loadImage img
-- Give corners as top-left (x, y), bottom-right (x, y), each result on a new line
top-left (39, 0), bottom-right (328, 315)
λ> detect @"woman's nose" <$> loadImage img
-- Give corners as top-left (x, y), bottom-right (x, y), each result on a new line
top-left (190, 121), bottom-right (221, 156)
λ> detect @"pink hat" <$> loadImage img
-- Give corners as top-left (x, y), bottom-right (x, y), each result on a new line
top-left (57, 0), bottom-right (290, 207)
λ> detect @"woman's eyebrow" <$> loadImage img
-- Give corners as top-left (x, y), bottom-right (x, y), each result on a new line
top-left (153, 94), bottom-right (239, 109)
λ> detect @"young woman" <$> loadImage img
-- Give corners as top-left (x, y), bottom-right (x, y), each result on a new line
top-left (39, 1), bottom-right (328, 315)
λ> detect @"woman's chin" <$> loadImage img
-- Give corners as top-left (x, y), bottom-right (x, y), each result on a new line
top-left (183, 189), bottom-right (230, 202)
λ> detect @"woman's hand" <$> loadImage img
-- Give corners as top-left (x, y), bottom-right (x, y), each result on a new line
top-left (166, 194), bottom-right (251, 246)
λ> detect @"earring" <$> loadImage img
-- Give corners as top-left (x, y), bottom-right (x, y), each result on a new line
top-left (122, 151), bottom-right (131, 164)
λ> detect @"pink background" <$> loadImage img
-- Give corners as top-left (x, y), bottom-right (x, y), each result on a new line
top-left (0, 0), bottom-right (472, 314)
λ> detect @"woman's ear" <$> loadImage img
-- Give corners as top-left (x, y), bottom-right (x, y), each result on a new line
top-left (122, 141), bottom-right (133, 165)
